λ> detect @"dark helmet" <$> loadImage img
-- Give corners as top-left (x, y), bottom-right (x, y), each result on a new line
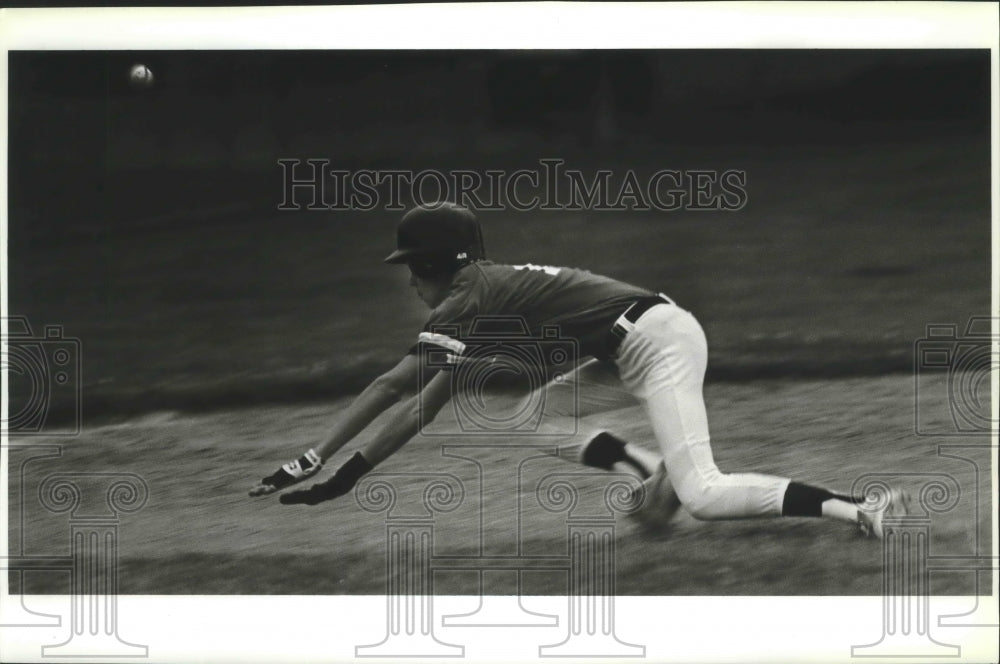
top-left (384, 202), bottom-right (485, 274)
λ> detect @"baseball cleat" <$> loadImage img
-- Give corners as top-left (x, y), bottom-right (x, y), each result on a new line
top-left (858, 486), bottom-right (912, 538)
top-left (248, 449), bottom-right (323, 497)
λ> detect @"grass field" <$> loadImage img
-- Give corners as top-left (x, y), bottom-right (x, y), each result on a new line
top-left (6, 131), bottom-right (993, 597)
top-left (10, 372), bottom-right (991, 596)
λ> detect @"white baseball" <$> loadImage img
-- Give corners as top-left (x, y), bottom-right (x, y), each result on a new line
top-left (129, 63), bottom-right (154, 89)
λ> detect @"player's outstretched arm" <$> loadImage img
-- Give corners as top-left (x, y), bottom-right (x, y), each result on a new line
top-left (248, 354), bottom-right (421, 497)
top-left (314, 354), bottom-right (422, 459)
top-left (278, 370), bottom-right (454, 506)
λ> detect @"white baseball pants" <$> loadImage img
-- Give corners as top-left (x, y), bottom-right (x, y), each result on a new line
top-left (539, 303), bottom-right (790, 520)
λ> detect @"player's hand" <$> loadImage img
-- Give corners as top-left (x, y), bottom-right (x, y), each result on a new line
top-left (248, 449), bottom-right (323, 497)
top-left (279, 451), bottom-right (373, 506)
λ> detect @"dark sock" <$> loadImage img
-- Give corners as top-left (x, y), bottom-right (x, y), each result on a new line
top-left (781, 482), bottom-right (840, 517)
top-left (581, 432), bottom-right (650, 479)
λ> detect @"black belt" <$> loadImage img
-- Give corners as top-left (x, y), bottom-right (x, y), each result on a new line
top-left (607, 293), bottom-right (673, 357)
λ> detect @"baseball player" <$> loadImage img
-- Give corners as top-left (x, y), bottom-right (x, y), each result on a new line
top-left (251, 203), bottom-right (909, 538)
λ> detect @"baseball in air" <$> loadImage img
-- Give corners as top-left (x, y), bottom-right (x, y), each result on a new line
top-left (128, 64), bottom-right (154, 90)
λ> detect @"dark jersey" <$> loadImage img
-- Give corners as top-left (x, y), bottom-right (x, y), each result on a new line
top-left (413, 261), bottom-right (654, 361)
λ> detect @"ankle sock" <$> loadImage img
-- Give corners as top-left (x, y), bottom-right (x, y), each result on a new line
top-left (781, 482), bottom-right (861, 517)
top-left (581, 432), bottom-right (651, 479)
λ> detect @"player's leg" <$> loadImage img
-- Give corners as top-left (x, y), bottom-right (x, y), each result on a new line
top-left (618, 304), bottom-right (869, 525)
top-left (542, 357), bottom-right (636, 419)
top-left (527, 355), bottom-right (683, 527)
top-left (577, 430), bottom-right (663, 479)
top-left (534, 356), bottom-right (680, 526)
top-left (534, 357), bottom-right (661, 478)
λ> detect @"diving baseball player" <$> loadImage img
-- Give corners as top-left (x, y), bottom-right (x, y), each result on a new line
top-left (251, 203), bottom-right (909, 537)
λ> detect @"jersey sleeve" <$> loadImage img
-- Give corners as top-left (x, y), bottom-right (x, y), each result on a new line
top-left (407, 266), bottom-right (487, 360)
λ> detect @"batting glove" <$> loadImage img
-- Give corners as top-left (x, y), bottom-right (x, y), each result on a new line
top-left (248, 448), bottom-right (323, 497)
top-left (279, 451), bottom-right (373, 506)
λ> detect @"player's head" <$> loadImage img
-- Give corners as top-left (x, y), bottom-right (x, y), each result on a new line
top-left (384, 202), bottom-right (485, 277)
top-left (385, 202), bottom-right (485, 307)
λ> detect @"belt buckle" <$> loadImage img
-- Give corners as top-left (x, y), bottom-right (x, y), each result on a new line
top-left (611, 307), bottom-right (637, 340)
top-left (610, 297), bottom-right (652, 356)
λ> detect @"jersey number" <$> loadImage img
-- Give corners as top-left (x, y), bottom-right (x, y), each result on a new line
top-left (513, 263), bottom-right (562, 276)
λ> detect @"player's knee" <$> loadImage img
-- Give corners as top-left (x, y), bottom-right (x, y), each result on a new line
top-left (674, 475), bottom-right (727, 521)
top-left (683, 496), bottom-right (721, 521)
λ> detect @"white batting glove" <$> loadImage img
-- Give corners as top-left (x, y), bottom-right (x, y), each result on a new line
top-left (249, 448), bottom-right (323, 497)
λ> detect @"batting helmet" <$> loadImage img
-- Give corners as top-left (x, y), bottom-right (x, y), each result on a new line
top-left (384, 203), bottom-right (485, 272)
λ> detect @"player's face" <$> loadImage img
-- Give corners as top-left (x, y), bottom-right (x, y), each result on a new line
top-left (409, 270), bottom-right (451, 308)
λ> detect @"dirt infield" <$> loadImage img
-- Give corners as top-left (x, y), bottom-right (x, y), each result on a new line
top-left (11, 372), bottom-right (990, 596)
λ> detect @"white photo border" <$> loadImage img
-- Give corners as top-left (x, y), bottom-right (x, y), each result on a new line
top-left (2, 3), bottom-right (998, 663)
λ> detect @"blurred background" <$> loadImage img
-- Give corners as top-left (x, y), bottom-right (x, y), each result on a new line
top-left (7, 49), bottom-right (991, 423)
